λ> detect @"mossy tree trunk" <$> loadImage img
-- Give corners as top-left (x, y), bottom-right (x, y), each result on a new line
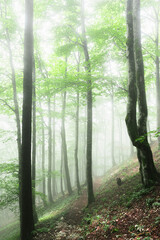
top-left (126, 0), bottom-right (160, 187)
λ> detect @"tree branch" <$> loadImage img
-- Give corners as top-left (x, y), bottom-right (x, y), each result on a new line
top-left (0, 98), bottom-right (15, 112)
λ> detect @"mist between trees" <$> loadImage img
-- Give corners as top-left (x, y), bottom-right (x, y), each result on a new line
top-left (0, 0), bottom-right (159, 239)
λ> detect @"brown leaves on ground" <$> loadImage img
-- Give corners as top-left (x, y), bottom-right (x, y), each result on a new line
top-left (33, 142), bottom-right (160, 240)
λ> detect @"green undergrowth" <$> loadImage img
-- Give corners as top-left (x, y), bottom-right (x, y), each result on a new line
top-left (34, 191), bottom-right (79, 233)
top-left (0, 222), bottom-right (19, 240)
top-left (0, 191), bottom-right (80, 240)
top-left (80, 147), bottom-right (160, 239)
top-left (2, 142), bottom-right (160, 239)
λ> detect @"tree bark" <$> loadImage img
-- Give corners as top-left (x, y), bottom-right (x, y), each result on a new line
top-left (111, 92), bottom-right (116, 167)
top-left (20, 0), bottom-right (34, 239)
top-left (75, 89), bottom-right (81, 194)
top-left (61, 91), bottom-right (72, 195)
top-left (52, 95), bottom-right (56, 199)
top-left (81, 0), bottom-right (95, 205)
top-left (31, 58), bottom-right (38, 223)
top-left (48, 97), bottom-right (53, 203)
top-left (155, 10), bottom-right (160, 149)
top-left (125, 0), bottom-right (160, 187)
top-left (60, 139), bottom-right (64, 196)
top-left (41, 114), bottom-right (46, 206)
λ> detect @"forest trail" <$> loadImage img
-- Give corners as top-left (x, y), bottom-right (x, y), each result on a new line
top-left (63, 176), bottom-right (102, 225)
top-left (33, 145), bottom-right (160, 240)
top-left (33, 177), bottom-right (103, 240)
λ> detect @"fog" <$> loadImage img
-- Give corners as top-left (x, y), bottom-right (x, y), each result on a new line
top-left (0, 0), bottom-right (158, 237)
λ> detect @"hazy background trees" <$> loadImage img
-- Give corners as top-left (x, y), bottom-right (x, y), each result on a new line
top-left (0, 0), bottom-right (159, 237)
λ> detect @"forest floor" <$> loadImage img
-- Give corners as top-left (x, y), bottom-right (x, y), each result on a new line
top-left (32, 141), bottom-right (160, 240)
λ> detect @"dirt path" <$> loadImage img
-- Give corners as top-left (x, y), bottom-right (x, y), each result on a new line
top-left (33, 177), bottom-right (102, 240)
top-left (64, 176), bottom-right (102, 226)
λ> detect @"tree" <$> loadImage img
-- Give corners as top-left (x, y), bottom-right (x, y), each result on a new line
top-left (47, 96), bottom-right (53, 203)
top-left (32, 58), bottom-right (38, 223)
top-left (52, 95), bottom-right (57, 199)
top-left (20, 0), bottom-right (34, 239)
top-left (111, 85), bottom-right (116, 167)
top-left (154, 3), bottom-right (160, 148)
top-left (125, 0), bottom-right (160, 187)
top-left (74, 54), bottom-right (81, 194)
top-left (81, 0), bottom-right (95, 205)
top-left (61, 88), bottom-right (73, 195)
top-left (0, 0), bottom-right (21, 169)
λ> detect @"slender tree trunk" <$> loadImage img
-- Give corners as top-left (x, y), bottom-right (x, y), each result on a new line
top-left (81, 0), bottom-right (95, 205)
top-left (20, 0), bottom-right (34, 239)
top-left (31, 58), bottom-right (38, 223)
top-left (5, 29), bottom-right (21, 163)
top-left (60, 140), bottom-right (64, 196)
top-left (48, 97), bottom-right (53, 203)
top-left (155, 13), bottom-right (160, 148)
top-left (125, 0), bottom-right (160, 187)
top-left (75, 90), bottom-right (81, 194)
top-left (61, 91), bottom-right (72, 195)
top-left (52, 95), bottom-right (56, 199)
top-left (41, 116), bottom-right (46, 206)
top-left (82, 106), bottom-right (87, 184)
top-left (103, 122), bottom-right (107, 175)
top-left (111, 93), bottom-right (116, 167)
top-left (119, 118), bottom-right (124, 162)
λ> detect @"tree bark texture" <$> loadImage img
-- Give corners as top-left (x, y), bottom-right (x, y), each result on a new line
top-left (126, 0), bottom-right (160, 187)
top-left (20, 0), bottom-right (34, 239)
top-left (81, 0), bottom-right (95, 205)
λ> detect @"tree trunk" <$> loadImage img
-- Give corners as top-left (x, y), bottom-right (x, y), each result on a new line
top-left (60, 140), bottom-right (64, 196)
top-left (81, 0), bottom-right (95, 205)
top-left (155, 12), bottom-right (160, 149)
top-left (41, 115), bottom-right (46, 206)
top-left (5, 29), bottom-right (21, 164)
top-left (48, 97), bottom-right (53, 203)
top-left (75, 90), bottom-right (81, 194)
top-left (52, 95), bottom-right (56, 199)
top-left (111, 93), bottom-right (116, 167)
top-left (61, 91), bottom-right (72, 195)
top-left (125, 0), bottom-right (160, 187)
top-left (103, 122), bottom-right (107, 174)
top-left (20, 0), bottom-right (34, 239)
top-left (119, 118), bottom-right (124, 162)
top-left (31, 58), bottom-right (38, 223)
